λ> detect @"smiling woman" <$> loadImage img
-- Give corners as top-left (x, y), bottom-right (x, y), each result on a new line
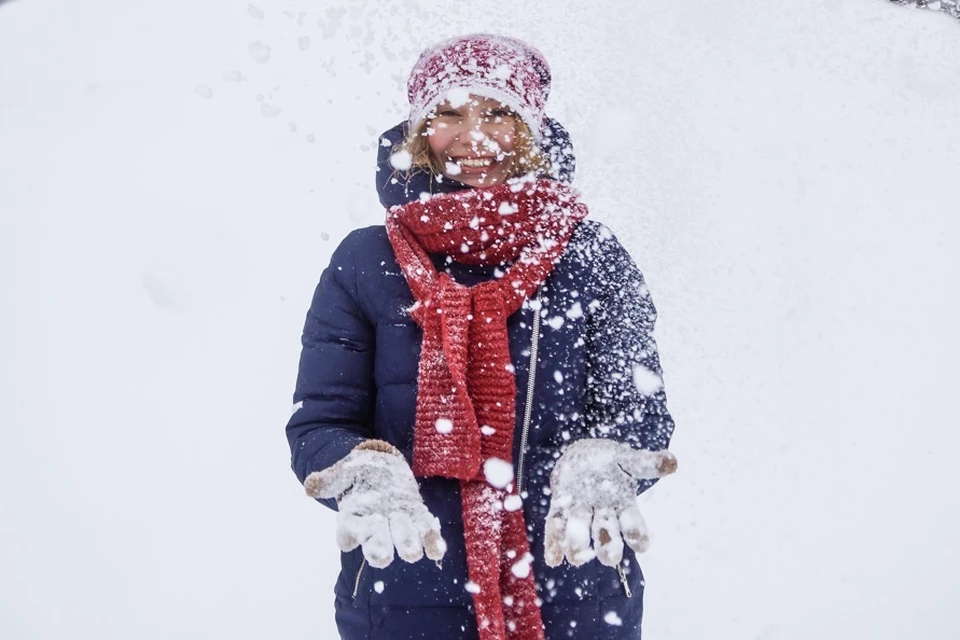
top-left (286, 32), bottom-right (677, 640)
top-left (426, 96), bottom-right (520, 187)
top-left (399, 94), bottom-right (547, 187)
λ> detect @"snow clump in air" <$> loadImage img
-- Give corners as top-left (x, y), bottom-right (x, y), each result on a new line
top-left (445, 161), bottom-right (462, 176)
top-left (483, 458), bottom-right (514, 489)
top-left (390, 150), bottom-right (413, 171)
top-left (511, 553), bottom-right (534, 579)
top-left (503, 494), bottom-right (523, 512)
top-left (247, 4), bottom-right (264, 19)
top-left (374, 581), bottom-right (384, 594)
top-left (604, 611), bottom-right (623, 626)
top-left (435, 418), bottom-right (454, 434)
top-left (633, 364), bottom-right (664, 395)
top-left (248, 41), bottom-right (272, 64)
top-left (298, 36), bottom-right (311, 52)
top-left (260, 103), bottom-right (281, 117)
top-left (194, 85), bottom-right (213, 99)
top-left (465, 581), bottom-right (481, 594)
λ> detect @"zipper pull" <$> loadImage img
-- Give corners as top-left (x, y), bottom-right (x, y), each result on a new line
top-left (617, 564), bottom-right (633, 598)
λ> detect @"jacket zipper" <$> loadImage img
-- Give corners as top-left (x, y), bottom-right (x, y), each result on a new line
top-left (516, 293), bottom-right (631, 599)
top-left (617, 563), bottom-right (633, 598)
top-left (515, 292), bottom-right (542, 495)
top-left (352, 558), bottom-right (366, 599)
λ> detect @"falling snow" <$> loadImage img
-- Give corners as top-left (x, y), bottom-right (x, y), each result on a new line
top-left (260, 103), bottom-right (281, 117)
top-left (3, 3), bottom-right (958, 640)
top-left (483, 458), bottom-right (513, 489)
top-left (510, 553), bottom-right (533, 579)
top-left (633, 364), bottom-right (664, 396)
top-left (248, 41), bottom-right (272, 64)
top-left (604, 611), bottom-right (623, 626)
top-left (503, 495), bottom-right (523, 512)
top-left (390, 150), bottom-right (413, 171)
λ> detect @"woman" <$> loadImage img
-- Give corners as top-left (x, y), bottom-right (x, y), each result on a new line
top-left (286, 34), bottom-right (677, 640)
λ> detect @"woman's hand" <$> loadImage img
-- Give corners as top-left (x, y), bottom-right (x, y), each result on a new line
top-left (544, 439), bottom-right (677, 568)
top-left (304, 440), bottom-right (447, 568)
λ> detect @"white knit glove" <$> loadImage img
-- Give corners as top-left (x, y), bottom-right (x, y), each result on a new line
top-left (304, 440), bottom-right (447, 569)
top-left (544, 439), bottom-right (677, 568)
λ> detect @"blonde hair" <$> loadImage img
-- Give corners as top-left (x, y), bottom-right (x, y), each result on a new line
top-left (393, 116), bottom-right (548, 182)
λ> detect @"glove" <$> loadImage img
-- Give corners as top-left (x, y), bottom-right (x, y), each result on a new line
top-left (304, 440), bottom-right (447, 568)
top-left (544, 438), bottom-right (677, 568)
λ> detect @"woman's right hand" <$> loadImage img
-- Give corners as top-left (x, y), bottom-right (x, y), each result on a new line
top-left (304, 440), bottom-right (447, 568)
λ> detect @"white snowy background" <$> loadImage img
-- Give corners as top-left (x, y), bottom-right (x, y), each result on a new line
top-left (2, 0), bottom-right (958, 638)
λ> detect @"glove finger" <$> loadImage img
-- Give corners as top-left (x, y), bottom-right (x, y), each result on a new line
top-left (335, 512), bottom-right (366, 552)
top-left (304, 459), bottom-right (355, 499)
top-left (592, 506), bottom-right (624, 567)
top-left (543, 507), bottom-right (566, 567)
top-left (619, 504), bottom-right (651, 554)
top-left (360, 514), bottom-right (395, 568)
top-left (411, 505), bottom-right (447, 562)
top-left (562, 508), bottom-right (595, 567)
top-left (389, 511), bottom-right (424, 564)
top-left (617, 447), bottom-right (678, 480)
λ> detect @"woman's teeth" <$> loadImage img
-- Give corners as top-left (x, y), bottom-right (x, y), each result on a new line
top-left (457, 158), bottom-right (494, 168)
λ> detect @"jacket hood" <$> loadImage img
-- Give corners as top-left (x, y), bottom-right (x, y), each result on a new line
top-left (374, 117), bottom-right (577, 209)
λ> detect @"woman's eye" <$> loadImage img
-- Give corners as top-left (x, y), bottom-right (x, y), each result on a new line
top-left (436, 110), bottom-right (460, 117)
top-left (483, 109), bottom-right (513, 122)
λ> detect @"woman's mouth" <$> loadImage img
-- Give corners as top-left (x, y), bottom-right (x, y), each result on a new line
top-left (453, 157), bottom-right (496, 169)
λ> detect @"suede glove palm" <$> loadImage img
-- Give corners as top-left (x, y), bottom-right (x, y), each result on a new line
top-left (544, 438), bottom-right (677, 568)
top-left (304, 440), bottom-right (447, 569)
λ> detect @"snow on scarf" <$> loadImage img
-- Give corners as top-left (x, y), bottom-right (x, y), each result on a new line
top-left (385, 178), bottom-right (588, 640)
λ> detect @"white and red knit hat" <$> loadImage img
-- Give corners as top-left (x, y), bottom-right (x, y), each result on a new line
top-left (407, 34), bottom-right (552, 140)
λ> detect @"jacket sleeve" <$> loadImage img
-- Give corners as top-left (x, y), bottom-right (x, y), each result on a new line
top-left (582, 224), bottom-right (676, 491)
top-left (286, 231), bottom-right (376, 509)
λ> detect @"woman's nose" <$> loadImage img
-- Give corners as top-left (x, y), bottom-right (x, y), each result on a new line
top-left (451, 118), bottom-right (492, 145)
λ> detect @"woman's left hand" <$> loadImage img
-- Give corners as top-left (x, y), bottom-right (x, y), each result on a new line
top-left (543, 439), bottom-right (677, 568)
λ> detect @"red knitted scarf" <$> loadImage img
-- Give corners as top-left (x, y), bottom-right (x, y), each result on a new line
top-left (385, 179), bottom-right (588, 640)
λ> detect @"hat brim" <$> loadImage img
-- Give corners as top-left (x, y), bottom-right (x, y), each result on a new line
top-left (409, 83), bottom-right (544, 142)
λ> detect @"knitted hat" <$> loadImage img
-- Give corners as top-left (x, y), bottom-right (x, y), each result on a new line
top-left (407, 34), bottom-right (552, 140)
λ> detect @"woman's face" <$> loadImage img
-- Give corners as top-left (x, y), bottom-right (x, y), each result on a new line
top-left (426, 94), bottom-right (519, 188)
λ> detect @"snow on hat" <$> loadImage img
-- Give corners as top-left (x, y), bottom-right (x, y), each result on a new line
top-left (407, 34), bottom-right (552, 140)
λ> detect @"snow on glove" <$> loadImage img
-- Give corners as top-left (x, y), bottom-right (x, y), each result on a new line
top-left (304, 440), bottom-right (447, 569)
top-left (544, 438), bottom-right (677, 568)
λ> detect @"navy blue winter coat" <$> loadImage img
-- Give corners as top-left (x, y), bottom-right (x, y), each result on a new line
top-left (286, 123), bottom-right (675, 639)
